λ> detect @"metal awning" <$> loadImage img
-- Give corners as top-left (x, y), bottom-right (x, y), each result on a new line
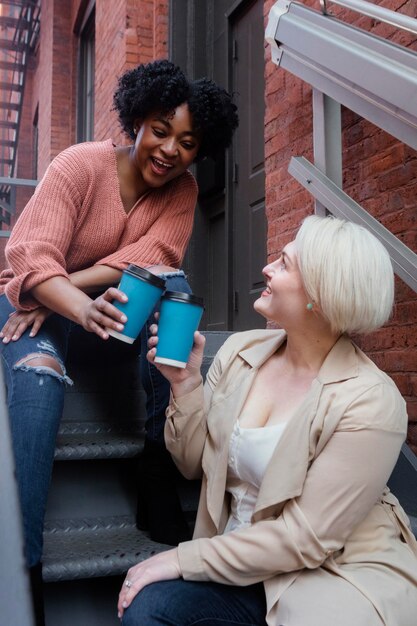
top-left (266, 0), bottom-right (417, 151)
top-left (0, 0), bottom-right (40, 223)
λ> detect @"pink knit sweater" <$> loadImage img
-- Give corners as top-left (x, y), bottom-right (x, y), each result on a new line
top-left (0, 139), bottom-right (198, 310)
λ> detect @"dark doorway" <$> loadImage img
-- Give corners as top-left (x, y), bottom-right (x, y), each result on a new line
top-left (230, 0), bottom-right (266, 329)
top-left (170, 0), bottom-right (266, 331)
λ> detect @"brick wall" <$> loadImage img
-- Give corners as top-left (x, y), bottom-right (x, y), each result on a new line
top-left (12, 0), bottom-right (169, 208)
top-left (95, 0), bottom-right (169, 145)
top-left (3, 0), bottom-right (168, 271)
top-left (264, 0), bottom-right (417, 452)
top-left (15, 0), bottom-right (169, 178)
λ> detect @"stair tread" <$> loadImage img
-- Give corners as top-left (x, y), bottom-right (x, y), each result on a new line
top-left (43, 516), bottom-right (170, 582)
top-left (55, 422), bottom-right (145, 460)
top-left (55, 434), bottom-right (144, 460)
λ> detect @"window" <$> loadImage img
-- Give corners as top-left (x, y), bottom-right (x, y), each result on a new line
top-left (77, 9), bottom-right (95, 142)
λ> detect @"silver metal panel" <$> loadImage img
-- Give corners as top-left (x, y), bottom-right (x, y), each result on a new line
top-left (288, 156), bottom-right (417, 294)
top-left (0, 368), bottom-right (35, 625)
top-left (266, 0), bottom-right (417, 150)
top-left (312, 90), bottom-right (342, 215)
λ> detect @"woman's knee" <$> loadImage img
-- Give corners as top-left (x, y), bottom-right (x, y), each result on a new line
top-left (13, 351), bottom-right (73, 386)
top-left (16, 353), bottom-right (63, 375)
top-left (122, 582), bottom-right (172, 626)
top-left (163, 271), bottom-right (192, 294)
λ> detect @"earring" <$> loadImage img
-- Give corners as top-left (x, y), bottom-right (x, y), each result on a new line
top-left (306, 303), bottom-right (314, 311)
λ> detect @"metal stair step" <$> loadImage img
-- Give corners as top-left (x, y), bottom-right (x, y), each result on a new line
top-left (55, 421), bottom-right (145, 461)
top-left (42, 516), bottom-right (171, 583)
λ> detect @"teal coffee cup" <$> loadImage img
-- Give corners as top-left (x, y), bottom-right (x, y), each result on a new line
top-left (108, 265), bottom-right (166, 344)
top-left (154, 291), bottom-right (204, 368)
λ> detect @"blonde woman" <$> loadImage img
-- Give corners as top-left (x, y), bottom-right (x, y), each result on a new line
top-left (119, 215), bottom-right (417, 626)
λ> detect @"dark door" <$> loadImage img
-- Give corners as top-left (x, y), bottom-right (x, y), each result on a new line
top-left (230, 0), bottom-right (266, 330)
top-left (170, 0), bottom-right (266, 331)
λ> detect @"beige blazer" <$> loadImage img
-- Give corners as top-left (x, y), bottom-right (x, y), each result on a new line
top-left (165, 330), bottom-right (417, 626)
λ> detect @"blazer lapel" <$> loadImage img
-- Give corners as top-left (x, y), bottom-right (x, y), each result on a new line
top-left (254, 334), bottom-right (360, 520)
top-left (253, 379), bottom-right (323, 519)
top-left (206, 331), bottom-right (287, 530)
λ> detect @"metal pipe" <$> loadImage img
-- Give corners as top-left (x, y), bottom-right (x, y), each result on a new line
top-left (320, 0), bottom-right (417, 35)
top-left (288, 156), bottom-right (417, 293)
top-left (0, 176), bottom-right (38, 186)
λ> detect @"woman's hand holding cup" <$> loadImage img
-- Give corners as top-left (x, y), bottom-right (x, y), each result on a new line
top-left (147, 317), bottom-right (205, 397)
top-left (82, 287), bottom-right (128, 340)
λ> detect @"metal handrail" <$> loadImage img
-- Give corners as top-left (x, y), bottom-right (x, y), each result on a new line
top-left (320, 0), bottom-right (417, 35)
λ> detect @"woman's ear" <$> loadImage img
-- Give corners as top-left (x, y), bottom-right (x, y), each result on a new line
top-left (133, 119), bottom-right (142, 136)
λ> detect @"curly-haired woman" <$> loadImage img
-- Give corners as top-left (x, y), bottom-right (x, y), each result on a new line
top-left (0, 59), bottom-right (238, 625)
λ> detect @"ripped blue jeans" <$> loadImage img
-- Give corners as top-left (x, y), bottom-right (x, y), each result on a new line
top-left (0, 271), bottom-right (191, 568)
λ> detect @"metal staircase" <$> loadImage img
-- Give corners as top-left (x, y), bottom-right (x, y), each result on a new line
top-left (0, 0), bottom-right (40, 226)
top-left (0, 328), bottom-right (230, 626)
top-left (40, 330), bottom-right (229, 625)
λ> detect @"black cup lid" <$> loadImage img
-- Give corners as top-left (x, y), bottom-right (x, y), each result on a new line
top-left (125, 264), bottom-right (166, 289)
top-left (162, 290), bottom-right (204, 307)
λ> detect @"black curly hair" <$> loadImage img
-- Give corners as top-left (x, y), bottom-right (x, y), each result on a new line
top-left (113, 59), bottom-right (239, 161)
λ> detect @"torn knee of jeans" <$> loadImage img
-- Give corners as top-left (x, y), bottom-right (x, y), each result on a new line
top-left (13, 353), bottom-right (73, 386)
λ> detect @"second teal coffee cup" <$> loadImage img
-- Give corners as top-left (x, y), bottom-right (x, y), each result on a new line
top-left (154, 291), bottom-right (204, 368)
top-left (108, 264), bottom-right (166, 344)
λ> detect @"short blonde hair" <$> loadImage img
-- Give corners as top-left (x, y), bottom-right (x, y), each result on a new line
top-left (295, 215), bottom-right (394, 334)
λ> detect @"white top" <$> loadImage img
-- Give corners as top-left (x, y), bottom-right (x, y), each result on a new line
top-left (224, 419), bottom-right (287, 533)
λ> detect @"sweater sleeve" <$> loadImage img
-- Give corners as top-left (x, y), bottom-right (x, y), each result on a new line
top-left (177, 383), bottom-right (406, 585)
top-left (96, 170), bottom-right (198, 270)
top-left (4, 160), bottom-right (83, 310)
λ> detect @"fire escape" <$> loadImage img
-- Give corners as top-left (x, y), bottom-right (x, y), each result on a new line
top-left (0, 0), bottom-right (40, 228)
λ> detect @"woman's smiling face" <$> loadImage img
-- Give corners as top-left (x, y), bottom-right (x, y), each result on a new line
top-left (254, 241), bottom-right (310, 326)
top-left (132, 103), bottom-right (201, 190)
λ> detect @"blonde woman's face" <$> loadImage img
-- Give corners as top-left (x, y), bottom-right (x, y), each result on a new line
top-left (254, 241), bottom-right (310, 326)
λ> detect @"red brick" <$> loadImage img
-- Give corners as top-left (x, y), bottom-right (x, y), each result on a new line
top-left (390, 373), bottom-right (413, 396)
top-left (360, 144), bottom-right (406, 179)
top-left (377, 350), bottom-right (417, 373)
top-left (394, 301), bottom-right (417, 325)
top-left (406, 399), bottom-right (417, 424)
top-left (378, 161), bottom-right (417, 192)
